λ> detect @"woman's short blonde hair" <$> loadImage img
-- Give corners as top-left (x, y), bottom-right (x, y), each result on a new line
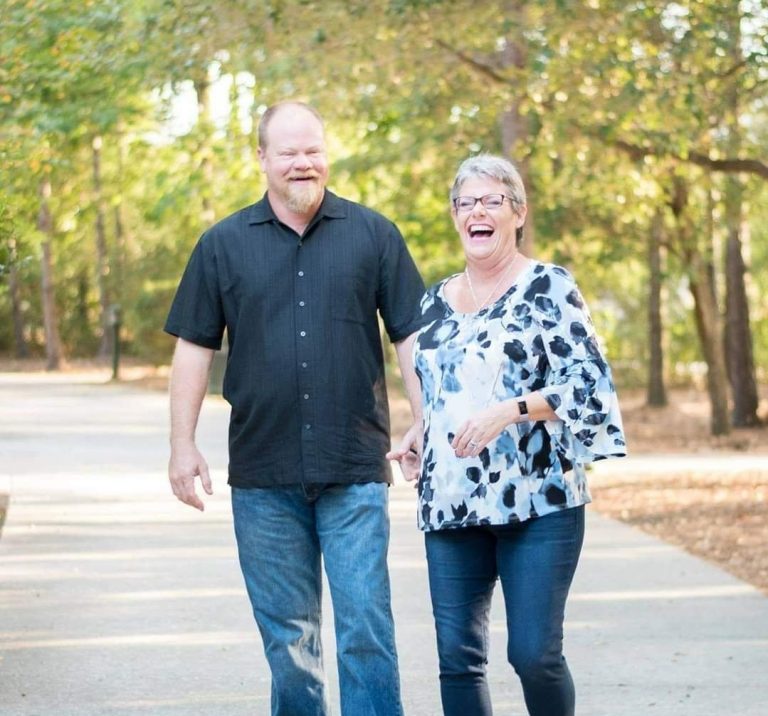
top-left (450, 154), bottom-right (527, 245)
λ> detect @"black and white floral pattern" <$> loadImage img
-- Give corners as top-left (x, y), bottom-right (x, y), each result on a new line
top-left (414, 261), bottom-right (626, 531)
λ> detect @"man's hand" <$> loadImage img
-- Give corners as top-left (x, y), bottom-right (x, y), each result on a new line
top-left (386, 422), bottom-right (423, 484)
top-left (168, 338), bottom-right (215, 511)
top-left (169, 441), bottom-right (213, 511)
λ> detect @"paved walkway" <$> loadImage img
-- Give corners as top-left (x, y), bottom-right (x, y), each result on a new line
top-left (1, 373), bottom-right (766, 715)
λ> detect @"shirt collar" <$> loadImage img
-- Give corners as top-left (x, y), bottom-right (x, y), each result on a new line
top-left (247, 189), bottom-right (347, 225)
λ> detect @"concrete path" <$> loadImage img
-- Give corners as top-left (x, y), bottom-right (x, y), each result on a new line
top-left (1, 373), bottom-right (767, 716)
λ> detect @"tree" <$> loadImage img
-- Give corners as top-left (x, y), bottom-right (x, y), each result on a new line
top-left (0, 0), bottom-right (765, 418)
top-left (647, 210), bottom-right (667, 406)
top-left (36, 172), bottom-right (64, 370)
top-left (721, 3), bottom-right (761, 426)
top-left (0, 200), bottom-right (30, 358)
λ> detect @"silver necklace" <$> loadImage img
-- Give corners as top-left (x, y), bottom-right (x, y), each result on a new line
top-left (464, 253), bottom-right (520, 311)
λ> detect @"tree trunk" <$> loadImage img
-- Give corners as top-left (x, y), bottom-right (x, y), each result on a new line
top-left (723, 178), bottom-right (759, 426)
top-left (113, 204), bottom-right (125, 300)
top-left (193, 75), bottom-right (215, 227)
top-left (500, 107), bottom-right (533, 252)
top-left (92, 135), bottom-right (113, 360)
top-left (8, 238), bottom-right (29, 358)
top-left (669, 174), bottom-right (728, 435)
top-left (689, 257), bottom-right (730, 436)
top-left (37, 178), bottom-right (63, 370)
top-left (498, 0), bottom-right (534, 254)
top-left (113, 128), bottom-right (130, 304)
top-left (721, 10), bottom-right (760, 427)
top-left (76, 269), bottom-right (91, 333)
top-left (646, 211), bottom-right (666, 406)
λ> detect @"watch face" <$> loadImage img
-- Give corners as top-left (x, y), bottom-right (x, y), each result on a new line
top-left (518, 400), bottom-right (529, 415)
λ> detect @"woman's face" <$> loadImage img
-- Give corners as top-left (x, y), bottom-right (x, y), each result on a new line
top-left (451, 176), bottom-right (526, 263)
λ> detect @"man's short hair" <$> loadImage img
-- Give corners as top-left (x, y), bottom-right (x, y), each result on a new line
top-left (258, 101), bottom-right (325, 150)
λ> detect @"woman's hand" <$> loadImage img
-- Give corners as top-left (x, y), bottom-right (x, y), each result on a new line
top-left (386, 421), bottom-right (423, 484)
top-left (451, 402), bottom-right (514, 458)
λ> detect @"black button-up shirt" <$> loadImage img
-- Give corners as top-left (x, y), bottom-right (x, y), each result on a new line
top-left (165, 191), bottom-right (425, 488)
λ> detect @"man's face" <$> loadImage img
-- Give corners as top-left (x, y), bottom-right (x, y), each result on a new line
top-left (258, 107), bottom-right (329, 215)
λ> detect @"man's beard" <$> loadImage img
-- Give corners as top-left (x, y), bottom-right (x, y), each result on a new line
top-left (285, 180), bottom-right (323, 214)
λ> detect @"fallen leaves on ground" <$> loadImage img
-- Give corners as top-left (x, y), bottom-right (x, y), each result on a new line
top-left (591, 471), bottom-right (768, 594)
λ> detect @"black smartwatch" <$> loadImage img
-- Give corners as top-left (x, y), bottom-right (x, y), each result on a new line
top-left (517, 399), bottom-right (529, 420)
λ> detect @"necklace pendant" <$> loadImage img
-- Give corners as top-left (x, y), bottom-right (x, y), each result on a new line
top-left (465, 253), bottom-right (520, 311)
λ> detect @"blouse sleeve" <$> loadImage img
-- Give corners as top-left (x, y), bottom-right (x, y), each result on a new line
top-left (532, 268), bottom-right (626, 464)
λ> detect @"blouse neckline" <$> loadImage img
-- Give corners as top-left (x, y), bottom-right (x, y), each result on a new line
top-left (438, 260), bottom-right (539, 318)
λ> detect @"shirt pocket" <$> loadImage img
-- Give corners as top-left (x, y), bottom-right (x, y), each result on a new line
top-left (331, 271), bottom-right (369, 325)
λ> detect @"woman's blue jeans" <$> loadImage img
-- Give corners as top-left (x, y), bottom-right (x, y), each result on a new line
top-left (232, 482), bottom-right (403, 716)
top-left (425, 506), bottom-right (585, 716)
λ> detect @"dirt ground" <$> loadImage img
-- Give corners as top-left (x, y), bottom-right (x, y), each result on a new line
top-left (2, 359), bottom-right (767, 593)
top-left (588, 388), bottom-right (768, 594)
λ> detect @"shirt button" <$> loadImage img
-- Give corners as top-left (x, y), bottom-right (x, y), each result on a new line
top-left (305, 424), bottom-right (311, 430)
top-left (301, 362), bottom-right (308, 368)
top-left (298, 270), bottom-right (304, 277)
top-left (303, 393), bottom-right (310, 400)
top-left (299, 301), bottom-right (305, 307)
top-left (300, 330), bottom-right (306, 337)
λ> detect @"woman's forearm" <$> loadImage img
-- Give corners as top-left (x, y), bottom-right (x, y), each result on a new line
top-left (497, 391), bottom-right (559, 425)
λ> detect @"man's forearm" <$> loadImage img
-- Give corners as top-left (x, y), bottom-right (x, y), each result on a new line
top-left (169, 338), bottom-right (215, 446)
top-left (394, 333), bottom-right (422, 422)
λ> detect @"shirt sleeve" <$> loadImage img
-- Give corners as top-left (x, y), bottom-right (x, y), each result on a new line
top-left (376, 222), bottom-right (426, 343)
top-left (534, 268), bottom-right (626, 464)
top-left (164, 233), bottom-right (225, 350)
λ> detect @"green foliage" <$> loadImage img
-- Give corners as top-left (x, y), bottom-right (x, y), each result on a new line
top-left (0, 0), bottom-right (765, 396)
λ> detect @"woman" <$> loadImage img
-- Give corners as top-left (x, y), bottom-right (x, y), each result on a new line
top-left (389, 155), bottom-right (626, 716)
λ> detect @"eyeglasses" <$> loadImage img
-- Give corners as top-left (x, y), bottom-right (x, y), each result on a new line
top-left (452, 194), bottom-right (516, 213)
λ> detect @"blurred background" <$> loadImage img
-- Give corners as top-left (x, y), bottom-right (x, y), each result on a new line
top-left (0, 0), bottom-right (766, 438)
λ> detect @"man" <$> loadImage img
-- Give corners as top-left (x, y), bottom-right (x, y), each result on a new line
top-left (164, 101), bottom-right (424, 716)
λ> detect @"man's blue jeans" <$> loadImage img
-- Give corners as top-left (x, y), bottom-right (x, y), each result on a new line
top-left (425, 506), bottom-right (585, 716)
top-left (232, 482), bottom-right (403, 716)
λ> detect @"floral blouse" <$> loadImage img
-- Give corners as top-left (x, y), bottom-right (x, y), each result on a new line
top-left (413, 261), bottom-right (626, 532)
